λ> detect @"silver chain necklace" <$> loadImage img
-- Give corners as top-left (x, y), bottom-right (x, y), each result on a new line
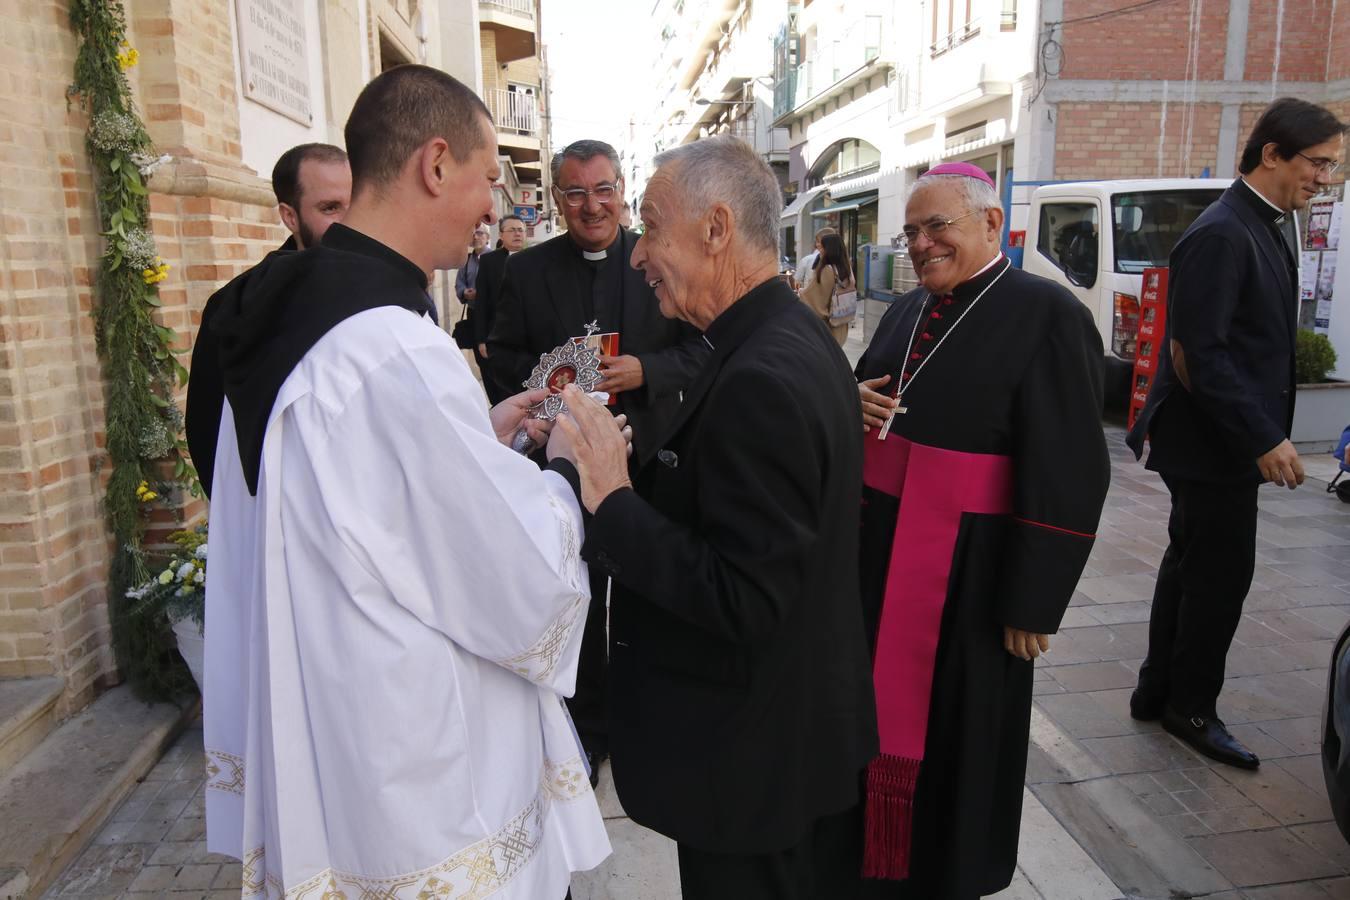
top-left (877, 259), bottom-right (1011, 440)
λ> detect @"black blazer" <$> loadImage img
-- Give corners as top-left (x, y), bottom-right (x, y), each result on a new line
top-left (1127, 180), bottom-right (1298, 483)
top-left (485, 228), bottom-right (708, 463)
top-left (472, 247), bottom-right (509, 348)
top-left (581, 279), bottom-right (879, 853)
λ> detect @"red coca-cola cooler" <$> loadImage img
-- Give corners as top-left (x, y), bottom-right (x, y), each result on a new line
top-left (1127, 267), bottom-right (1168, 432)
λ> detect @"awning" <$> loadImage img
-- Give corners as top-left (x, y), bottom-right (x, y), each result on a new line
top-left (826, 170), bottom-right (882, 199)
top-left (810, 196), bottom-right (878, 217)
top-left (780, 184), bottom-right (828, 221)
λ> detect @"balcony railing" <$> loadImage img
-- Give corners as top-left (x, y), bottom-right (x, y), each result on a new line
top-left (480, 0), bottom-right (535, 18)
top-left (774, 17), bottom-right (883, 118)
top-left (486, 89), bottom-right (538, 135)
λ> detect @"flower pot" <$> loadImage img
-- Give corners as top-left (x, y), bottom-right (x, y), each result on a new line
top-left (170, 614), bottom-right (205, 694)
top-left (1292, 380), bottom-right (1350, 444)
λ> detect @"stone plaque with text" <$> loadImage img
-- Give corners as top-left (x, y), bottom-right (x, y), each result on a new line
top-left (236, 0), bottom-right (312, 125)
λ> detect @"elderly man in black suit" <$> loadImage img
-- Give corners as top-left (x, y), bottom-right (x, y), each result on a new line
top-left (1128, 98), bottom-right (1346, 768)
top-left (487, 139), bottom-right (708, 782)
top-left (548, 134), bottom-right (878, 899)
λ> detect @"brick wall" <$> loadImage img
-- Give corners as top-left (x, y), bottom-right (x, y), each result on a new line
top-left (1328, 0), bottom-right (1350, 81)
top-left (0, 0), bottom-right (282, 716)
top-left (0, 2), bottom-right (117, 709)
top-left (1059, 0), bottom-right (1228, 81)
top-left (1054, 102), bottom-right (1223, 180)
top-left (1244, 0), bottom-right (1336, 84)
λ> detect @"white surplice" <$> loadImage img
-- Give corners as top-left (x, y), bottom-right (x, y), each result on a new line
top-left (202, 306), bottom-right (610, 899)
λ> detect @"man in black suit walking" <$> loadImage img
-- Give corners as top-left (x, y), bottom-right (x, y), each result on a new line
top-left (548, 134), bottom-right (877, 899)
top-left (473, 214), bottom-right (527, 404)
top-left (1128, 98), bottom-right (1346, 768)
top-left (487, 139), bottom-right (708, 781)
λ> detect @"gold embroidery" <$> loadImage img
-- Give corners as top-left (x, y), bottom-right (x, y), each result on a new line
top-left (238, 788), bottom-right (549, 899)
top-left (500, 593), bottom-right (585, 682)
top-left (206, 748), bottom-right (245, 796)
top-left (542, 755), bottom-right (589, 801)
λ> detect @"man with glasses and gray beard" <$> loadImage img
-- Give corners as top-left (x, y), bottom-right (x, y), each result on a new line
top-left (487, 139), bottom-right (709, 785)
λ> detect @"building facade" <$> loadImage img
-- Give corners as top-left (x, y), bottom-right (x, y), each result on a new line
top-left (0, 0), bottom-right (523, 720)
top-left (478, 0), bottom-right (558, 245)
top-left (1024, 0), bottom-right (1349, 375)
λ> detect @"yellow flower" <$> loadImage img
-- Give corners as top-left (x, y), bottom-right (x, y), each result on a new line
top-left (142, 490), bottom-right (158, 501)
top-left (117, 45), bottom-right (139, 70)
top-left (141, 258), bottom-right (170, 286)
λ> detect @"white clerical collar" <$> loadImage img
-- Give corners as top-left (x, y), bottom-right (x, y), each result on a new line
top-left (1240, 177), bottom-right (1289, 222)
top-left (967, 253), bottom-right (1004, 281)
top-left (582, 249), bottom-right (607, 261)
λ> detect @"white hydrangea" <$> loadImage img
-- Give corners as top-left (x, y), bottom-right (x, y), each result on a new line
top-left (176, 561), bottom-right (196, 580)
top-left (194, 543), bottom-right (208, 560)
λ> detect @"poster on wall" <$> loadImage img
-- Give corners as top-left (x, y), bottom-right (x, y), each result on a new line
top-left (1301, 251), bottom-right (1322, 302)
top-left (1315, 253), bottom-right (1337, 333)
top-left (236, 0), bottom-right (313, 126)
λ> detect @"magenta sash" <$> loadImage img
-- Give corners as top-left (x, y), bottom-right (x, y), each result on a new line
top-left (861, 433), bottom-right (1012, 880)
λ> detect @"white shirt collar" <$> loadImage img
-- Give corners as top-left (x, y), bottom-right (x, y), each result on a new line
top-left (1240, 177), bottom-right (1289, 218)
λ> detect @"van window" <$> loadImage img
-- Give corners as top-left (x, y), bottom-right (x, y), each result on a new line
top-left (1037, 203), bottom-right (1099, 288)
top-left (1111, 190), bottom-right (1223, 273)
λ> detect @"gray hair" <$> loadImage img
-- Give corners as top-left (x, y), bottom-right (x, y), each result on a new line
top-left (652, 134), bottom-right (781, 254)
top-left (551, 139), bottom-right (622, 185)
top-left (908, 172), bottom-right (1000, 213)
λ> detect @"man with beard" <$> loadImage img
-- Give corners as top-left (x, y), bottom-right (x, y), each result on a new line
top-left (487, 139), bottom-right (709, 782)
top-left (271, 142), bottom-right (351, 249)
top-left (853, 162), bottom-right (1109, 898)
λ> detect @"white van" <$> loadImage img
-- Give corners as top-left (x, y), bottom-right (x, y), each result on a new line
top-left (1017, 179), bottom-right (1229, 406)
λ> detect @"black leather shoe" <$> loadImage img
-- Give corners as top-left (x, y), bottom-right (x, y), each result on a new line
top-left (585, 749), bottom-right (605, 788)
top-left (1130, 689), bottom-right (1165, 721)
top-left (1162, 709), bottom-right (1260, 769)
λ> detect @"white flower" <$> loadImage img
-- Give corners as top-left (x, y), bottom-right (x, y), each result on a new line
top-left (193, 570), bottom-right (204, 584)
top-left (176, 562), bottom-right (195, 580)
top-left (194, 543), bottom-right (208, 560)
top-left (131, 152), bottom-right (172, 177)
top-left (158, 569), bottom-right (174, 585)
top-left (125, 586), bottom-right (147, 600)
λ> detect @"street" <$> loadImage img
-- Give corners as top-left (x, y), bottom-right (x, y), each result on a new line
top-left (42, 313), bottom-right (1350, 898)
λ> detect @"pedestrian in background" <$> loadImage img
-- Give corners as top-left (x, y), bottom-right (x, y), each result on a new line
top-left (1127, 98), bottom-right (1347, 769)
top-left (793, 226), bottom-right (835, 290)
top-left (798, 231), bottom-right (854, 345)
top-left (475, 214), bottom-right (528, 403)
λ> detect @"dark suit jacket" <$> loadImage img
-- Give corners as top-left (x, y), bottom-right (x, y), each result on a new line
top-left (582, 279), bottom-right (879, 853)
top-left (485, 228), bottom-right (708, 463)
top-left (473, 247), bottom-right (509, 347)
top-left (1127, 179), bottom-right (1297, 483)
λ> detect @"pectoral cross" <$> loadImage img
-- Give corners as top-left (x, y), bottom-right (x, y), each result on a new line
top-left (583, 320), bottom-right (600, 339)
top-left (877, 405), bottom-right (907, 440)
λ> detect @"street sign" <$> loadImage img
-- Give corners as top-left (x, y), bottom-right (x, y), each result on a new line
top-left (513, 205), bottom-right (539, 224)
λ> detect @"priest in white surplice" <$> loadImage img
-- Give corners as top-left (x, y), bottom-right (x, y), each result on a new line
top-left (184, 66), bottom-right (613, 899)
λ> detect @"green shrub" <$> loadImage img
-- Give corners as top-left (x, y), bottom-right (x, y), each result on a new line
top-left (1296, 330), bottom-right (1338, 384)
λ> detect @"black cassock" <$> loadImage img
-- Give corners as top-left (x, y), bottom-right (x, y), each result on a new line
top-left (854, 260), bottom-right (1109, 899)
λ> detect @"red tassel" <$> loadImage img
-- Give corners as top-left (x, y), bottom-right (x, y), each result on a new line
top-left (862, 753), bottom-right (922, 880)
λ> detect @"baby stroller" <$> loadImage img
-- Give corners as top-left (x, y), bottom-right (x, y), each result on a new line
top-left (1331, 426), bottom-right (1350, 503)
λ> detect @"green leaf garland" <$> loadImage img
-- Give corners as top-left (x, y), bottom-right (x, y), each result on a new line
top-left (69, 0), bottom-right (202, 699)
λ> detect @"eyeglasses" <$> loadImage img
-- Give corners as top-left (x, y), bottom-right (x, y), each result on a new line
top-left (1296, 152), bottom-right (1342, 176)
top-left (901, 210), bottom-right (979, 244)
top-left (556, 182), bottom-right (620, 207)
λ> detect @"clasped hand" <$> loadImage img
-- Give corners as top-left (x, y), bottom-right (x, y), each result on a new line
top-left (548, 385), bottom-right (634, 512)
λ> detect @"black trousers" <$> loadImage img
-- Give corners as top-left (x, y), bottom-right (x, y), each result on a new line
top-left (1136, 473), bottom-right (1259, 718)
top-left (677, 804), bottom-right (867, 900)
top-left (566, 568), bottom-right (609, 755)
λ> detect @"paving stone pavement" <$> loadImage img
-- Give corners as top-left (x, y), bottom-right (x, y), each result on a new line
top-left (1027, 427), bottom-right (1350, 899)
top-left (42, 313), bottom-right (1350, 898)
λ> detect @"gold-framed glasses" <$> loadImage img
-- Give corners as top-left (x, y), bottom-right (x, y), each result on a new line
top-left (556, 182), bottom-right (620, 208)
top-left (901, 210), bottom-right (979, 244)
top-left (1295, 152), bottom-right (1341, 176)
